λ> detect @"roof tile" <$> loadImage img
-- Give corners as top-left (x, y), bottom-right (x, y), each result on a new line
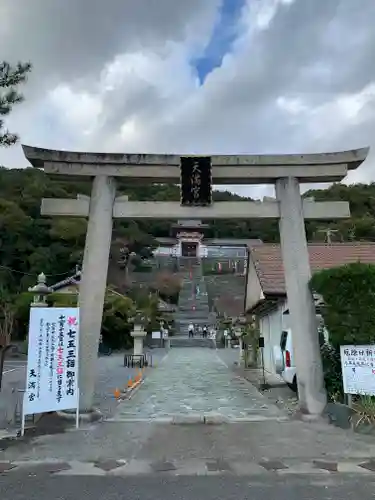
top-left (250, 242), bottom-right (375, 295)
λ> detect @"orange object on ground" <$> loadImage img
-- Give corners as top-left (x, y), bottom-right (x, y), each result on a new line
top-left (114, 388), bottom-right (121, 399)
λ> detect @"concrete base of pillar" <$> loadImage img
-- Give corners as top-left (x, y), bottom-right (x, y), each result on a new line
top-left (293, 408), bottom-right (330, 424)
top-left (57, 408), bottom-right (103, 423)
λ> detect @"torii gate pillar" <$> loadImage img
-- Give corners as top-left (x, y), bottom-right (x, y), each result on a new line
top-left (79, 175), bottom-right (116, 410)
top-left (276, 177), bottom-right (326, 415)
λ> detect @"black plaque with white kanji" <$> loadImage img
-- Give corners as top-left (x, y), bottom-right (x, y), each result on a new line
top-left (180, 156), bottom-right (212, 206)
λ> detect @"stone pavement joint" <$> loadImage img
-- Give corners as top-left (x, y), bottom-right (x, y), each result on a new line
top-left (106, 414), bottom-right (289, 424)
top-left (2, 459), bottom-right (375, 476)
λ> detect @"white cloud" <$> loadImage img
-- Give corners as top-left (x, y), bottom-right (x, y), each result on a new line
top-left (0, 0), bottom-right (374, 200)
top-left (277, 83), bottom-right (375, 142)
top-left (241, 0), bottom-right (296, 33)
top-left (48, 85), bottom-right (103, 137)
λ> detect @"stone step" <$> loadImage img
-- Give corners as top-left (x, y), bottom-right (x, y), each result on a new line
top-left (179, 294), bottom-right (205, 298)
top-left (178, 308), bottom-right (210, 314)
top-left (177, 310), bottom-right (209, 314)
top-left (176, 317), bottom-right (210, 323)
top-left (178, 299), bottom-right (208, 304)
top-left (170, 337), bottom-right (215, 348)
top-left (176, 317), bottom-right (211, 321)
top-left (179, 295), bottom-right (207, 301)
top-left (179, 302), bottom-right (208, 306)
top-left (177, 304), bottom-right (209, 309)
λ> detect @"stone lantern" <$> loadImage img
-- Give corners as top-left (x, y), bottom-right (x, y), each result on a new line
top-left (233, 327), bottom-right (243, 361)
top-left (159, 319), bottom-right (166, 347)
top-left (130, 311), bottom-right (148, 357)
top-left (28, 272), bottom-right (52, 307)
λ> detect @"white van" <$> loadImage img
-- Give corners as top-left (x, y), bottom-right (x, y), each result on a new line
top-left (274, 322), bottom-right (328, 393)
top-left (274, 329), bottom-right (297, 392)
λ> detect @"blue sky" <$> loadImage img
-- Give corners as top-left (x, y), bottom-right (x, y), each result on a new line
top-left (193, 0), bottom-right (245, 84)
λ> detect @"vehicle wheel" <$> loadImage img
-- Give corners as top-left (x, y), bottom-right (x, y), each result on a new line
top-left (290, 376), bottom-right (298, 393)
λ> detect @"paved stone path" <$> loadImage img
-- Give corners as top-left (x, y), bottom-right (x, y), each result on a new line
top-left (114, 348), bottom-right (283, 421)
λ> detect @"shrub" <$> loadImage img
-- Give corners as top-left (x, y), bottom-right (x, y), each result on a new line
top-left (310, 262), bottom-right (375, 402)
top-left (351, 396), bottom-right (375, 429)
top-left (320, 343), bottom-right (343, 402)
top-left (310, 262), bottom-right (375, 349)
top-left (101, 293), bottom-right (135, 350)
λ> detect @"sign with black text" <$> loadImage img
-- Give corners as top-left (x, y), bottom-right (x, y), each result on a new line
top-left (340, 344), bottom-right (375, 396)
top-left (180, 156), bottom-right (212, 206)
top-left (24, 307), bottom-right (80, 415)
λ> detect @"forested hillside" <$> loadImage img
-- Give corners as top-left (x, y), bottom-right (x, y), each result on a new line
top-left (0, 166), bottom-right (374, 295)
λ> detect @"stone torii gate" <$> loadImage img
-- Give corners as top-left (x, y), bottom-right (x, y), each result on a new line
top-left (22, 145), bottom-right (369, 416)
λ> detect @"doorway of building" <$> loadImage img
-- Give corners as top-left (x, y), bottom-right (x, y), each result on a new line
top-left (181, 242), bottom-right (198, 257)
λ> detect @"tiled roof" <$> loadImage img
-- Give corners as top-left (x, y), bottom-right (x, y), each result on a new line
top-left (250, 242), bottom-right (375, 295)
top-left (51, 271), bottom-right (81, 291)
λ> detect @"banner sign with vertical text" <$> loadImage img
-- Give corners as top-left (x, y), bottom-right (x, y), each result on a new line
top-left (24, 307), bottom-right (80, 415)
top-left (180, 156), bottom-right (212, 206)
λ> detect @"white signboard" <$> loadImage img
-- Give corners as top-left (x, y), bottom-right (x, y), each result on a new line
top-left (152, 331), bottom-right (161, 339)
top-left (24, 307), bottom-right (80, 415)
top-left (340, 345), bottom-right (375, 396)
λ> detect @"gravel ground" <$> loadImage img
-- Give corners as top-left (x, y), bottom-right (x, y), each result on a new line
top-left (0, 348), bottom-right (168, 429)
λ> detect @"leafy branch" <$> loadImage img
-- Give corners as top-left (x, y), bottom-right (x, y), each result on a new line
top-left (0, 61), bottom-right (32, 147)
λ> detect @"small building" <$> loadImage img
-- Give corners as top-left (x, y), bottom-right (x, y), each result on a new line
top-left (154, 219), bottom-right (261, 259)
top-left (50, 270), bottom-right (176, 313)
top-left (244, 242), bottom-right (375, 375)
top-left (51, 271), bottom-right (81, 294)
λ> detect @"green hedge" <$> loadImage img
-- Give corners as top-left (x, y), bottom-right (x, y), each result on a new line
top-left (310, 262), bottom-right (375, 401)
top-left (310, 262), bottom-right (375, 348)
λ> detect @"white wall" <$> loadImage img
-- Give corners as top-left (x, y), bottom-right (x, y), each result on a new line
top-left (200, 244), bottom-right (208, 258)
top-left (245, 254), bottom-right (263, 311)
top-left (259, 300), bottom-right (287, 373)
top-left (154, 247), bottom-right (174, 256)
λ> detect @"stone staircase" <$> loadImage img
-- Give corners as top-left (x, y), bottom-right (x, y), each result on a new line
top-left (172, 257), bottom-right (214, 348)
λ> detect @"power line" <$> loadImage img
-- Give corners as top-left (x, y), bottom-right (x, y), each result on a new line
top-left (0, 264), bottom-right (75, 278)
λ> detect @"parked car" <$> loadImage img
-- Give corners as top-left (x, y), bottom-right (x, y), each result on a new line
top-left (273, 329), bottom-right (297, 392)
top-left (273, 323), bottom-right (329, 393)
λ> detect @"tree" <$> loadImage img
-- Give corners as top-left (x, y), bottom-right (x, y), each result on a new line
top-left (0, 285), bottom-right (15, 346)
top-left (0, 199), bottom-right (33, 291)
top-left (102, 292), bottom-right (135, 349)
top-left (152, 271), bottom-right (181, 304)
top-left (4, 166), bottom-right (375, 340)
top-left (0, 61), bottom-right (32, 147)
